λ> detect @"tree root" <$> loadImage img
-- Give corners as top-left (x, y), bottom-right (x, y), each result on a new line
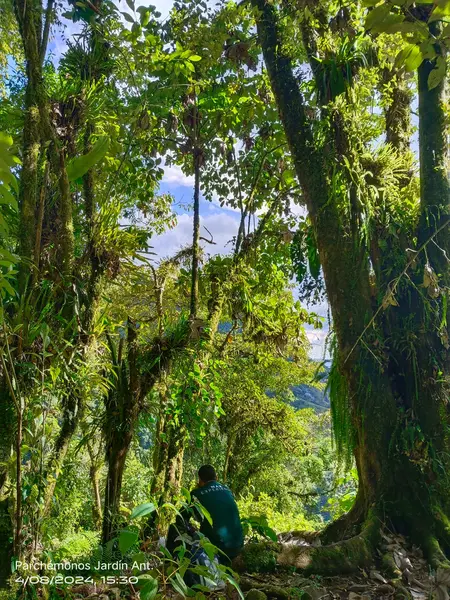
top-left (237, 512), bottom-right (381, 577)
top-left (240, 578), bottom-right (296, 599)
top-left (278, 512), bottom-right (380, 575)
top-left (318, 490), bottom-right (366, 545)
top-left (418, 532), bottom-right (450, 570)
top-left (381, 552), bottom-right (401, 578)
top-left (240, 577), bottom-right (315, 600)
top-left (433, 508), bottom-right (450, 556)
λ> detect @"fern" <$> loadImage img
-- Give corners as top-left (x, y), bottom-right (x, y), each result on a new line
top-left (326, 336), bottom-right (354, 467)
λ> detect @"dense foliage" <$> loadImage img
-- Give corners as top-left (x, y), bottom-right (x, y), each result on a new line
top-left (0, 0), bottom-right (449, 596)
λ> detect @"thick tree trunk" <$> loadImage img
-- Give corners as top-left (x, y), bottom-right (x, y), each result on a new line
top-left (102, 323), bottom-right (141, 544)
top-left (102, 431), bottom-right (133, 543)
top-left (254, 0), bottom-right (450, 569)
top-left (44, 391), bottom-right (82, 514)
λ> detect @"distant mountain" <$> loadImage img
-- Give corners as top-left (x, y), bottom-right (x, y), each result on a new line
top-left (290, 383), bottom-right (330, 412)
top-left (290, 361), bottom-right (330, 413)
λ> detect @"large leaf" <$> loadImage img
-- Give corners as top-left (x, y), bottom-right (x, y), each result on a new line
top-left (193, 499), bottom-right (212, 526)
top-left (429, 0), bottom-right (450, 22)
top-left (371, 12), bottom-right (404, 33)
top-left (130, 501), bottom-right (157, 520)
top-left (138, 575), bottom-right (159, 600)
top-left (66, 136), bottom-right (109, 182)
top-left (396, 44), bottom-right (424, 72)
top-left (365, 4), bottom-right (390, 30)
top-left (428, 55), bottom-right (446, 89)
top-left (118, 529), bottom-right (139, 554)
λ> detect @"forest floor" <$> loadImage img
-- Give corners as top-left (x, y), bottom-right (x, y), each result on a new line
top-left (67, 531), bottom-right (446, 600)
top-left (233, 530), bottom-right (446, 600)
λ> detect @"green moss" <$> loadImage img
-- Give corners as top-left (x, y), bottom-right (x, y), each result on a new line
top-left (381, 553), bottom-right (401, 578)
top-left (245, 590), bottom-right (267, 600)
top-left (240, 542), bottom-right (280, 573)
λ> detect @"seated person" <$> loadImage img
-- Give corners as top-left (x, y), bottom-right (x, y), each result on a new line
top-left (167, 464), bottom-right (244, 564)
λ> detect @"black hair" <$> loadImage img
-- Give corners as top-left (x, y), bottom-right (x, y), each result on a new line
top-left (198, 464), bottom-right (217, 482)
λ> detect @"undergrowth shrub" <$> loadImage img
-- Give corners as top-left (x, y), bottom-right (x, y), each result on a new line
top-left (52, 531), bottom-right (100, 561)
top-left (238, 493), bottom-right (320, 533)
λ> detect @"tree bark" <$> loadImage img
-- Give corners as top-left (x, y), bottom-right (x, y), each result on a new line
top-left (418, 34), bottom-right (450, 284)
top-left (90, 465), bottom-right (103, 530)
top-left (102, 428), bottom-right (133, 543)
top-left (0, 384), bottom-right (14, 588)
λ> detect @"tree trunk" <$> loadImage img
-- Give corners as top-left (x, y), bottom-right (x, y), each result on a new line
top-left (102, 321), bottom-right (143, 544)
top-left (90, 465), bottom-right (103, 530)
top-left (44, 391), bottom-right (82, 514)
top-left (223, 433), bottom-right (235, 483)
top-left (190, 148), bottom-right (201, 319)
top-left (151, 391), bottom-right (169, 495)
top-left (164, 426), bottom-right (185, 499)
top-left (102, 430), bottom-right (133, 543)
top-left (253, 0), bottom-right (450, 570)
top-left (0, 385), bottom-right (14, 588)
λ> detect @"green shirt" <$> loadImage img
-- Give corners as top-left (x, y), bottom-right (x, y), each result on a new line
top-left (191, 481), bottom-right (244, 555)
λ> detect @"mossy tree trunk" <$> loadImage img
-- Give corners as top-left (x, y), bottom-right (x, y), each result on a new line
top-left (102, 322), bottom-right (142, 543)
top-left (0, 385), bottom-right (14, 587)
top-left (253, 0), bottom-right (450, 568)
top-left (102, 322), bottom-right (190, 543)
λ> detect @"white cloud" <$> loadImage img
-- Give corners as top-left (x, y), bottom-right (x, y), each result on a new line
top-left (162, 164), bottom-right (195, 187)
top-left (305, 327), bottom-right (330, 360)
top-left (150, 212), bottom-right (239, 260)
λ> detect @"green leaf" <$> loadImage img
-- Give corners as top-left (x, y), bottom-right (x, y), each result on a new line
top-left (428, 55), bottom-right (446, 89)
top-left (0, 133), bottom-right (13, 148)
top-left (194, 500), bottom-right (213, 526)
top-left (420, 41), bottom-right (437, 61)
top-left (404, 45), bottom-right (423, 71)
top-left (371, 12), bottom-right (404, 33)
top-left (362, 0), bottom-right (381, 5)
top-left (221, 572), bottom-right (244, 599)
top-left (365, 4), bottom-right (390, 30)
top-left (118, 529), bottom-right (139, 554)
top-left (121, 11), bottom-right (135, 23)
top-left (139, 576), bottom-right (158, 600)
top-left (0, 279), bottom-right (15, 296)
top-left (384, 21), bottom-right (428, 38)
top-left (181, 487), bottom-right (191, 503)
top-left (281, 169), bottom-right (296, 185)
top-left (66, 136), bottom-right (109, 181)
top-left (130, 502), bottom-right (156, 520)
top-left (171, 572), bottom-right (188, 597)
top-left (140, 9), bottom-right (150, 26)
top-left (396, 44), bottom-right (423, 72)
top-left (429, 0), bottom-right (450, 22)
top-left (264, 526), bottom-right (278, 542)
top-left (189, 55), bottom-right (202, 62)
top-left (125, 0), bottom-right (134, 10)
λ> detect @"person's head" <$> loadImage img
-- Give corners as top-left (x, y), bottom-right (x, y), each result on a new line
top-left (198, 464), bottom-right (217, 487)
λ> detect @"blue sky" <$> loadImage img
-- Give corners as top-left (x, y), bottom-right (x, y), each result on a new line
top-left (48, 0), bottom-right (330, 359)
